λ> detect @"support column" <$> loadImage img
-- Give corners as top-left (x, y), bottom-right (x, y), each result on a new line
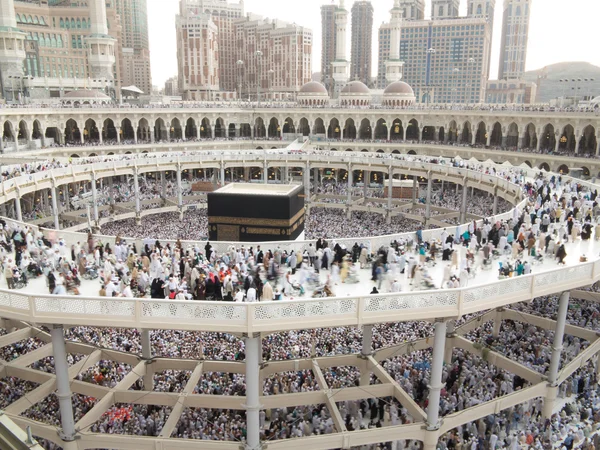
top-left (91, 175), bottom-right (99, 225)
top-left (176, 167), bottom-right (183, 219)
top-left (492, 308), bottom-right (503, 338)
top-left (263, 162), bottom-right (268, 184)
top-left (133, 171), bottom-right (141, 224)
top-left (548, 291), bottom-right (570, 385)
top-left (411, 178), bottom-right (418, 212)
top-left (346, 164), bottom-right (353, 219)
top-left (443, 320), bottom-right (455, 365)
top-left (51, 182), bottom-right (60, 230)
top-left (427, 320), bottom-right (447, 431)
top-left (98, 129), bottom-right (103, 144)
top-left (220, 163), bottom-right (226, 187)
top-left (596, 140), bottom-right (600, 157)
top-left (460, 181), bottom-right (468, 224)
top-left (50, 325), bottom-right (76, 442)
top-left (425, 174), bottom-right (432, 222)
top-left (304, 164), bottom-right (310, 206)
top-left (283, 166), bottom-right (289, 184)
top-left (133, 127), bottom-right (138, 144)
top-left (363, 170), bottom-right (369, 198)
top-left (14, 193), bottom-right (22, 222)
top-left (387, 168), bottom-right (393, 225)
top-left (492, 188), bottom-right (499, 216)
top-left (486, 129), bottom-right (492, 147)
top-left (313, 167), bottom-right (318, 188)
top-left (116, 127), bottom-right (121, 143)
top-left (244, 334), bottom-right (262, 450)
top-left (360, 325), bottom-right (373, 385)
top-left (160, 172), bottom-right (166, 201)
top-left (141, 329), bottom-right (154, 390)
top-left (554, 134), bottom-right (560, 153)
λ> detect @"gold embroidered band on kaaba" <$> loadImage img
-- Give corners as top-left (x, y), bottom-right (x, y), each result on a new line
top-left (208, 209), bottom-right (305, 227)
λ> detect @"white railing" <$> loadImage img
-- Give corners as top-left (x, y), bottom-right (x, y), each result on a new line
top-left (0, 260), bottom-right (598, 334)
top-left (0, 150), bottom-right (598, 333)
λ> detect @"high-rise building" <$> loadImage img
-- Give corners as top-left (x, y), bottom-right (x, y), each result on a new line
top-left (431, 0), bottom-right (460, 19)
top-left (0, 0), bottom-right (26, 102)
top-left (397, 0), bottom-right (425, 21)
top-left (498, 0), bottom-right (532, 80)
top-left (350, 0), bottom-right (373, 86)
top-left (164, 76), bottom-right (179, 96)
top-left (234, 14), bottom-right (312, 100)
top-left (320, 4), bottom-right (337, 90)
top-left (177, 0), bottom-right (243, 94)
top-left (176, 7), bottom-right (219, 100)
top-left (115, 0), bottom-right (152, 94)
top-left (378, 10), bottom-right (493, 103)
top-left (13, 0), bottom-right (122, 100)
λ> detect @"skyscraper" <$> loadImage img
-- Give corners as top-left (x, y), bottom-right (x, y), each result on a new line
top-left (115, 0), bottom-right (152, 94)
top-left (498, 0), bottom-right (532, 80)
top-left (320, 4), bottom-right (337, 90)
top-left (378, 3), bottom-right (493, 103)
top-left (350, 0), bottom-right (373, 86)
top-left (331, 0), bottom-right (350, 98)
top-left (431, 0), bottom-right (460, 19)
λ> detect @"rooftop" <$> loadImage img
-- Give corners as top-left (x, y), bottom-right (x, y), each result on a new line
top-left (213, 183), bottom-right (302, 196)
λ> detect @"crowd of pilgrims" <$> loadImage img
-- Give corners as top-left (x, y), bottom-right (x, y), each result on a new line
top-left (4, 155), bottom-right (600, 447)
top-left (2, 288), bottom-right (600, 448)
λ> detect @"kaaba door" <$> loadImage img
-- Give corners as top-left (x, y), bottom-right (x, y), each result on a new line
top-left (217, 224), bottom-right (240, 242)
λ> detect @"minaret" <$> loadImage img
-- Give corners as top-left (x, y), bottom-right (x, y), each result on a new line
top-left (331, 0), bottom-right (350, 99)
top-left (0, 0), bottom-right (26, 102)
top-left (88, 0), bottom-right (116, 83)
top-left (385, 0), bottom-right (404, 84)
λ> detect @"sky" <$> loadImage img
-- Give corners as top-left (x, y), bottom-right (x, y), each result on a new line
top-left (148, 0), bottom-right (600, 88)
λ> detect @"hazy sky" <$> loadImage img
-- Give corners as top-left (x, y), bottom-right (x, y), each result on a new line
top-left (148, 0), bottom-right (600, 87)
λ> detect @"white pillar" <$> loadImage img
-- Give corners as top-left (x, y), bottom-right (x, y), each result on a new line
top-left (245, 335), bottom-right (261, 450)
top-left (427, 320), bottom-right (447, 430)
top-left (387, 168), bottom-right (393, 224)
top-left (141, 329), bottom-right (154, 389)
top-left (160, 171), bottom-right (166, 200)
top-left (50, 325), bottom-right (76, 441)
top-left (91, 176), bottom-right (99, 224)
top-left (263, 163), bottom-right (268, 184)
top-left (176, 167), bottom-right (183, 210)
top-left (220, 163), bottom-right (226, 186)
top-left (362, 325), bottom-right (373, 356)
top-left (15, 195), bottom-right (22, 222)
top-left (304, 164), bottom-right (310, 203)
top-left (460, 182), bottom-right (468, 223)
top-left (425, 175), bottom-right (432, 221)
top-left (443, 320), bottom-right (455, 365)
top-left (51, 183), bottom-right (60, 230)
top-left (364, 170), bottom-right (369, 198)
top-left (492, 189), bottom-right (499, 215)
top-left (548, 291), bottom-right (570, 386)
top-left (133, 172), bottom-right (140, 215)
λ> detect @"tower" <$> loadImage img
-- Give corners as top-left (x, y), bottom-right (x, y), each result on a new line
top-left (321, 3), bottom-right (337, 89)
top-left (398, 0), bottom-right (425, 20)
top-left (0, 0), bottom-right (26, 102)
top-left (88, 0), bottom-right (117, 83)
top-left (350, 1), bottom-right (373, 85)
top-left (385, 0), bottom-right (404, 84)
top-left (498, 0), bottom-right (532, 80)
top-left (331, 0), bottom-right (350, 98)
top-left (431, 0), bottom-right (460, 19)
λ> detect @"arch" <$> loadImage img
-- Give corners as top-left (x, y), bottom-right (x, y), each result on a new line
top-left (506, 122), bottom-right (519, 148)
top-left (313, 118), bottom-right (326, 135)
top-left (523, 160), bottom-right (532, 168)
top-left (490, 122), bottom-right (502, 147)
top-left (254, 117), bottom-right (266, 138)
top-left (70, 154), bottom-right (80, 159)
top-left (170, 118), bottom-right (183, 140)
top-left (102, 118), bottom-right (117, 141)
top-left (137, 118), bottom-right (149, 142)
top-left (345, 148), bottom-right (353, 152)
top-left (282, 117), bottom-right (295, 134)
top-left (239, 123), bottom-right (252, 138)
top-left (17, 120), bottom-right (29, 140)
top-left (154, 118), bottom-right (167, 141)
top-left (475, 121), bottom-right (487, 145)
top-left (581, 166), bottom-right (591, 177)
top-left (376, 149), bottom-right (385, 154)
top-left (358, 118), bottom-right (371, 140)
top-left (2, 121), bottom-right (15, 142)
top-left (539, 162), bottom-right (550, 172)
top-left (344, 118), bottom-right (357, 140)
top-left (298, 118), bottom-right (310, 136)
top-left (579, 125), bottom-right (597, 155)
top-left (461, 121), bottom-right (472, 144)
top-left (557, 164), bottom-right (569, 174)
top-left (374, 118), bottom-right (388, 140)
top-left (360, 149), bottom-right (369, 153)
top-left (392, 149), bottom-right (401, 154)
top-left (390, 119), bottom-right (403, 141)
top-left (559, 124), bottom-right (575, 152)
top-left (540, 124), bottom-right (556, 151)
top-left (228, 123), bottom-right (236, 138)
top-left (214, 118), bottom-right (226, 138)
top-left (267, 118), bottom-right (280, 138)
top-left (406, 119), bottom-right (419, 140)
top-left (407, 150), bottom-right (417, 155)
top-left (89, 153), bottom-right (97, 157)
top-left (64, 119), bottom-right (80, 143)
top-left (328, 118), bottom-right (341, 139)
top-left (200, 117), bottom-right (212, 138)
top-left (32, 120), bottom-right (43, 140)
top-left (523, 123), bottom-right (537, 149)
top-left (184, 117), bottom-right (196, 139)
top-left (447, 120), bottom-right (458, 143)
top-left (438, 127), bottom-right (445, 143)
top-left (422, 126), bottom-right (435, 141)
top-left (84, 119), bottom-right (98, 142)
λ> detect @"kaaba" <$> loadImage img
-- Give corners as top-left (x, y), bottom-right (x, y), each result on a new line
top-left (207, 183), bottom-right (305, 242)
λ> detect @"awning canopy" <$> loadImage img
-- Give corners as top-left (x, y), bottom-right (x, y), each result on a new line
top-left (122, 85), bottom-right (144, 94)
